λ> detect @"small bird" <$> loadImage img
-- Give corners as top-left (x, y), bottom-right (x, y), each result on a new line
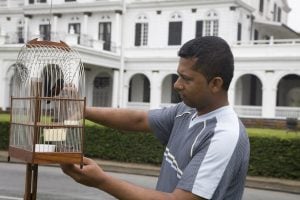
top-left (46, 79), bottom-right (64, 104)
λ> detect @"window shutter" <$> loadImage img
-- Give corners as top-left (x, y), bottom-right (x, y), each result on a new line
top-left (168, 21), bottom-right (182, 45)
top-left (277, 7), bottom-right (281, 22)
top-left (195, 20), bottom-right (203, 38)
top-left (39, 24), bottom-right (51, 41)
top-left (237, 23), bottom-right (242, 41)
top-left (259, 0), bottom-right (264, 13)
top-left (273, 4), bottom-right (277, 21)
top-left (135, 23), bottom-right (142, 46)
top-left (254, 29), bottom-right (259, 40)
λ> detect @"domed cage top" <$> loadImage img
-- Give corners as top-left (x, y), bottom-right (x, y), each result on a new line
top-left (9, 39), bottom-right (86, 165)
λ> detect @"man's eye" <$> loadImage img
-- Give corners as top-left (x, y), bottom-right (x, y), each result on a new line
top-left (182, 76), bottom-right (190, 81)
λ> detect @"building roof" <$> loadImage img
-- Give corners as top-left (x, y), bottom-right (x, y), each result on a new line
top-left (254, 20), bottom-right (300, 39)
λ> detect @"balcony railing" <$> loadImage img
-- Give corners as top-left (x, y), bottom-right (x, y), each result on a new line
top-left (233, 105), bottom-right (262, 117)
top-left (275, 106), bottom-right (300, 119)
top-left (79, 34), bottom-right (93, 48)
top-left (127, 102), bottom-right (150, 110)
top-left (233, 105), bottom-right (300, 119)
top-left (234, 39), bottom-right (300, 46)
top-left (0, 32), bottom-right (24, 44)
top-left (0, 31), bottom-right (118, 53)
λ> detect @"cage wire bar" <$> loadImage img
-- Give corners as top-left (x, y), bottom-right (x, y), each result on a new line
top-left (8, 39), bottom-right (86, 200)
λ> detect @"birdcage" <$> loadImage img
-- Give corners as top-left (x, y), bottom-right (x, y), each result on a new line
top-left (9, 38), bottom-right (86, 163)
top-left (8, 38), bottom-right (86, 199)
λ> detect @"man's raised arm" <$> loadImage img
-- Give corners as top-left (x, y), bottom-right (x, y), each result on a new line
top-left (85, 107), bottom-right (151, 132)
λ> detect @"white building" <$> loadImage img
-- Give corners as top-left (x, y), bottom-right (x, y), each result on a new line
top-left (0, 0), bottom-right (299, 119)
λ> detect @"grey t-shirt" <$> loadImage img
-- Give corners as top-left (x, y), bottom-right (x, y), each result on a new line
top-left (148, 103), bottom-right (249, 199)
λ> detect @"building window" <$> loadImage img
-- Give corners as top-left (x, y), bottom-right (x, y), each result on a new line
top-left (195, 20), bottom-right (203, 38)
top-left (134, 14), bottom-right (148, 47)
top-left (99, 22), bottom-right (111, 51)
top-left (204, 20), bottom-right (219, 36)
top-left (135, 23), bottom-right (148, 46)
top-left (29, 0), bottom-right (34, 4)
top-left (128, 74), bottom-right (150, 103)
top-left (273, 3), bottom-right (277, 21)
top-left (168, 22), bottom-right (182, 45)
top-left (39, 24), bottom-right (51, 41)
top-left (93, 73), bottom-right (112, 107)
top-left (254, 29), bottom-right (259, 40)
top-left (68, 23), bottom-right (80, 43)
top-left (259, 0), bottom-right (264, 13)
top-left (17, 27), bottom-right (24, 43)
top-left (65, 0), bottom-right (76, 2)
top-left (277, 7), bottom-right (281, 22)
top-left (237, 23), bottom-right (242, 41)
top-left (68, 23), bottom-right (80, 34)
top-left (203, 10), bottom-right (219, 36)
top-left (168, 12), bottom-right (182, 45)
top-left (37, 0), bottom-right (47, 3)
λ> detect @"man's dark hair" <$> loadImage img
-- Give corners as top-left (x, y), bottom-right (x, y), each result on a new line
top-left (178, 36), bottom-right (234, 91)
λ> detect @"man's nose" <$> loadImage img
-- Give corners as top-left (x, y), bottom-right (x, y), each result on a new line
top-left (173, 79), bottom-right (183, 91)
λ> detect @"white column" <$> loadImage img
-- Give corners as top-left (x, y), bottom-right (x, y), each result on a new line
top-left (150, 71), bottom-right (161, 109)
top-left (112, 69), bottom-right (119, 108)
top-left (0, 33), bottom-right (5, 45)
top-left (262, 72), bottom-right (277, 118)
top-left (0, 60), bottom-right (5, 110)
top-left (83, 13), bottom-right (89, 35)
top-left (3, 77), bottom-right (10, 110)
top-left (262, 86), bottom-right (277, 118)
top-left (87, 82), bottom-right (94, 107)
top-left (228, 87), bottom-right (234, 106)
top-left (118, 6), bottom-right (126, 108)
top-left (114, 11), bottom-right (121, 54)
top-left (51, 15), bottom-right (58, 40)
top-left (122, 71), bottom-right (128, 108)
top-left (24, 16), bottom-right (30, 42)
top-left (53, 16), bottom-right (58, 34)
top-left (85, 73), bottom-right (94, 107)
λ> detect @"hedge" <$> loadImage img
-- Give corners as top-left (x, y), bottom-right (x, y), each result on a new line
top-left (84, 125), bottom-right (164, 164)
top-left (248, 136), bottom-right (300, 180)
top-left (1, 122), bottom-right (299, 180)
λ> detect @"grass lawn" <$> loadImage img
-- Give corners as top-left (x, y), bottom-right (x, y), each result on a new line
top-left (247, 128), bottom-right (300, 139)
top-left (0, 114), bottom-right (9, 122)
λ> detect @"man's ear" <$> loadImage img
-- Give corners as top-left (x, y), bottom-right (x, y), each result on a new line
top-left (209, 77), bottom-right (224, 93)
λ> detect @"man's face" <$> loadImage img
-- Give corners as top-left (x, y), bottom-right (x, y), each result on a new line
top-left (174, 57), bottom-right (213, 111)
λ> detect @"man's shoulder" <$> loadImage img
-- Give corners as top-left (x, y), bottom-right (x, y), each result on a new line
top-left (150, 102), bottom-right (194, 114)
top-left (171, 102), bottom-right (196, 118)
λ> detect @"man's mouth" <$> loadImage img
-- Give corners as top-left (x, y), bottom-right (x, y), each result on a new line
top-left (179, 93), bottom-right (184, 99)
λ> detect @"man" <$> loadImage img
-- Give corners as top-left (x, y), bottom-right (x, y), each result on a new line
top-left (61, 36), bottom-right (250, 200)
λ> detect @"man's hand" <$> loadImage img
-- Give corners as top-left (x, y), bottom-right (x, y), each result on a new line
top-left (60, 157), bottom-right (107, 188)
top-left (61, 157), bottom-right (204, 200)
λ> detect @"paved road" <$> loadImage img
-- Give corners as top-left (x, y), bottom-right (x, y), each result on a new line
top-left (0, 162), bottom-right (299, 200)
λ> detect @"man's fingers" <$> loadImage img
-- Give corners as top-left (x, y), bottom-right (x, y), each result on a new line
top-left (61, 163), bottom-right (80, 175)
top-left (82, 157), bottom-right (95, 165)
top-left (60, 163), bottom-right (85, 183)
top-left (61, 157), bottom-right (95, 175)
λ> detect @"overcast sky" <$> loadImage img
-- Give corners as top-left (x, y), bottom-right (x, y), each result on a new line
top-left (287, 0), bottom-right (300, 32)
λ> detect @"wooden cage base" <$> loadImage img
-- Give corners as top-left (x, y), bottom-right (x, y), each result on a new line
top-left (9, 146), bottom-right (83, 164)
